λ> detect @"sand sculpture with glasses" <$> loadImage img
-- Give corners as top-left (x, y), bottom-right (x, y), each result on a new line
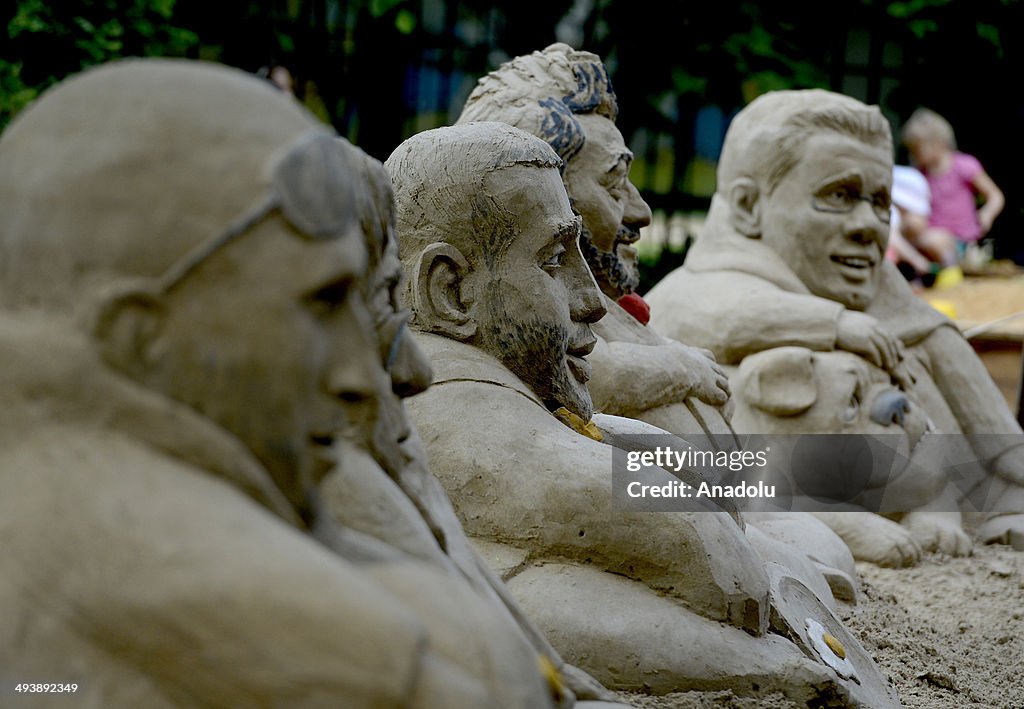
top-left (646, 90), bottom-right (1024, 561)
top-left (0, 59), bottom-right (573, 708)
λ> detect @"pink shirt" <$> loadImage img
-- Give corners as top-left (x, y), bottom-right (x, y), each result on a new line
top-left (923, 151), bottom-right (984, 242)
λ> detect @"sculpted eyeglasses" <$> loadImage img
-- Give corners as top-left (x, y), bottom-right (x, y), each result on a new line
top-left (156, 130), bottom-right (361, 293)
top-left (811, 185), bottom-right (892, 225)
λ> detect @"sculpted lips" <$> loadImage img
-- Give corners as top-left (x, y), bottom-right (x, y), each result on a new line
top-left (830, 253), bottom-right (876, 281)
top-left (566, 332), bottom-right (597, 384)
top-left (616, 226), bottom-right (642, 246)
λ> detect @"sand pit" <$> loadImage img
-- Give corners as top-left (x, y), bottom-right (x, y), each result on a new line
top-left (617, 541), bottom-right (1024, 708)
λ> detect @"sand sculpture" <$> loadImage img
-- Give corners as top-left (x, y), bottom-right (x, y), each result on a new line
top-left (732, 347), bottom-right (969, 567)
top-left (0, 59), bottom-right (574, 708)
top-left (646, 89), bottom-right (1024, 558)
top-left (455, 40), bottom-right (866, 600)
top-left (457, 43), bottom-right (734, 441)
top-left (323, 147), bottom-right (631, 707)
top-left (388, 120), bottom-right (900, 706)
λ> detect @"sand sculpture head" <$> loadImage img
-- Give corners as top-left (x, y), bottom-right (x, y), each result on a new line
top-left (717, 90), bottom-right (894, 311)
top-left (458, 43), bottom-right (652, 300)
top-left (387, 121), bottom-right (606, 421)
top-left (0, 59), bottom-right (385, 512)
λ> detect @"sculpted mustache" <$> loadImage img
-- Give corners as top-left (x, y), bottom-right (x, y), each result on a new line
top-left (616, 225), bottom-right (641, 245)
top-left (579, 225), bottom-right (639, 297)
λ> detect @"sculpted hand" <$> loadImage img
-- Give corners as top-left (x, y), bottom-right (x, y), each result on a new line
top-left (829, 512), bottom-right (922, 567)
top-left (836, 311), bottom-right (912, 390)
top-left (977, 514), bottom-right (1024, 550)
top-left (673, 342), bottom-right (730, 406)
top-left (900, 511), bottom-right (972, 557)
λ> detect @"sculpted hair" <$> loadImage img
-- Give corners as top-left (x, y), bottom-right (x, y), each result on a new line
top-left (457, 43), bottom-right (617, 169)
top-left (901, 107), bottom-right (956, 149)
top-left (385, 122), bottom-right (561, 306)
top-left (718, 90), bottom-right (893, 197)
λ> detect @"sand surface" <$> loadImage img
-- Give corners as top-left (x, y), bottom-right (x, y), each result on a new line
top-left (617, 542), bottom-right (1024, 708)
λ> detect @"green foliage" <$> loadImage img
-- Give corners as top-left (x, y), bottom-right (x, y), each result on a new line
top-left (1, 0), bottom-right (198, 130)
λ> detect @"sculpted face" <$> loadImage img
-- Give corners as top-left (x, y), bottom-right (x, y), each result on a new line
top-left (144, 208), bottom-right (385, 502)
top-left (473, 165), bottom-right (606, 420)
top-left (361, 199), bottom-right (435, 477)
top-left (564, 113), bottom-right (652, 299)
top-left (760, 133), bottom-right (892, 311)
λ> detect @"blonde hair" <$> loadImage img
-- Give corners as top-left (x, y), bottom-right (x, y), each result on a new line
top-left (901, 108), bottom-right (956, 149)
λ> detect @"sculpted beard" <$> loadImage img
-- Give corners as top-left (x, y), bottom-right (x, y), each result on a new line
top-left (478, 284), bottom-right (594, 421)
top-left (579, 224), bottom-right (640, 299)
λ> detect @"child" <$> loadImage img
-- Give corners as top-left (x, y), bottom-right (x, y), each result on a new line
top-left (901, 108), bottom-right (1005, 266)
top-left (886, 165), bottom-right (934, 278)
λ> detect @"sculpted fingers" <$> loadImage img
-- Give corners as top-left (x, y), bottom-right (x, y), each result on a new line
top-left (902, 513), bottom-right (972, 557)
top-left (698, 361), bottom-right (731, 406)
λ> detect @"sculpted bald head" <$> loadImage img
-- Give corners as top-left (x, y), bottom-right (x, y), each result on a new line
top-left (0, 59), bottom-right (359, 311)
top-left (387, 122), bottom-right (605, 420)
top-left (0, 59), bottom-right (383, 509)
top-left (386, 121), bottom-right (562, 282)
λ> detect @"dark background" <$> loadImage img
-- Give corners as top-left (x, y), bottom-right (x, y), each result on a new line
top-left (4, 0), bottom-right (1023, 281)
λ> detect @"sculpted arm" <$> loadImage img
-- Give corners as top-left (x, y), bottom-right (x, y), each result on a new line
top-left (587, 335), bottom-right (730, 414)
top-left (923, 326), bottom-right (1024, 486)
top-left (650, 272), bottom-right (845, 364)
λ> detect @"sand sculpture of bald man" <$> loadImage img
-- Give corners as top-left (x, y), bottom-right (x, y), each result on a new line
top-left (324, 147), bottom-right (631, 707)
top-left (0, 59), bottom-right (569, 708)
top-left (457, 43), bottom-right (734, 441)
top-left (388, 120), bottom-right (899, 706)
top-left (646, 90), bottom-right (1024, 558)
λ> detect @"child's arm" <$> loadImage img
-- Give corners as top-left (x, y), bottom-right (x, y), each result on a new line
top-left (973, 170), bottom-right (1005, 235)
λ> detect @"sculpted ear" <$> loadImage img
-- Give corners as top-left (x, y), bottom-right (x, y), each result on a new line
top-left (727, 177), bottom-right (762, 238)
top-left (739, 347), bottom-right (818, 416)
top-left (411, 242), bottom-right (477, 341)
top-left (92, 288), bottom-right (167, 378)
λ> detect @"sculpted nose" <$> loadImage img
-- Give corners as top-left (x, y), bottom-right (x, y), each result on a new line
top-left (388, 327), bottom-right (433, 398)
top-left (327, 296), bottom-right (386, 410)
top-left (568, 254), bottom-right (607, 324)
top-left (870, 389), bottom-right (910, 427)
top-left (623, 182), bottom-right (652, 230)
top-left (847, 204), bottom-right (886, 246)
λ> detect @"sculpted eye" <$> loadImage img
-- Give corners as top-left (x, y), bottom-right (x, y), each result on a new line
top-left (307, 278), bottom-right (350, 314)
top-left (826, 185), bottom-right (854, 204)
top-left (841, 394), bottom-right (860, 424)
top-left (542, 245), bottom-right (566, 273)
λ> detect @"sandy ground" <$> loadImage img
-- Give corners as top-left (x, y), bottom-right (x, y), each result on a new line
top-left (615, 541), bottom-right (1024, 708)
